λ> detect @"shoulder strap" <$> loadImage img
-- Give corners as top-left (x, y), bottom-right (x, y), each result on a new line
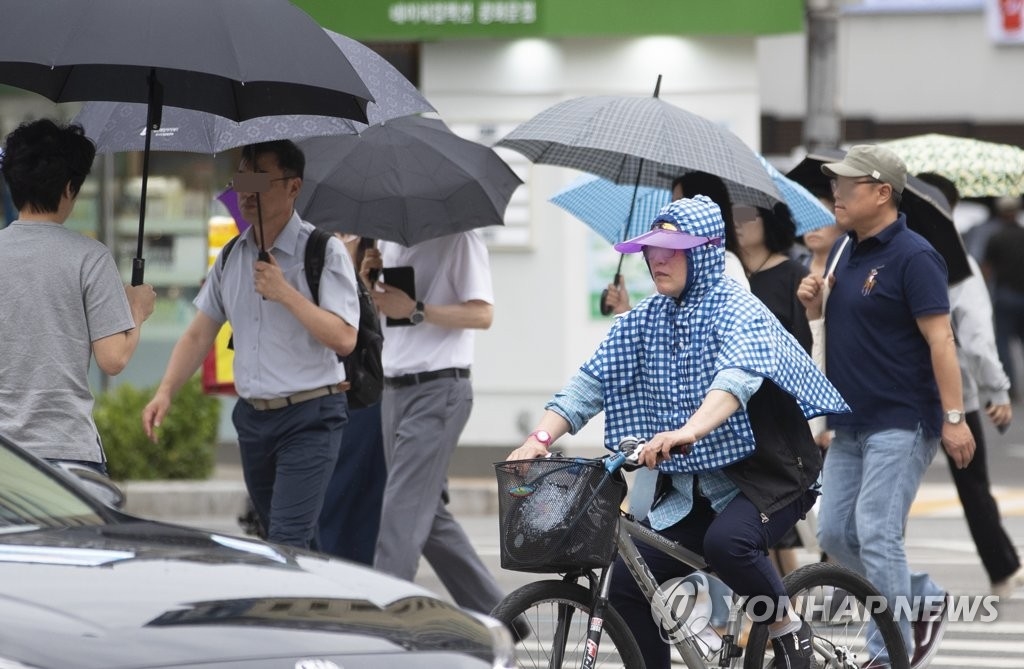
top-left (304, 227), bottom-right (332, 306)
top-left (826, 235), bottom-right (851, 279)
top-left (219, 234), bottom-right (241, 270)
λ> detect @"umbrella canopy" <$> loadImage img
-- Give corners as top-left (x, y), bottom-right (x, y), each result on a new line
top-left (878, 134), bottom-right (1024, 198)
top-left (756, 155), bottom-right (835, 237)
top-left (73, 30), bottom-right (433, 155)
top-left (0, 0), bottom-right (374, 285)
top-left (295, 116), bottom-right (523, 247)
top-left (549, 175), bottom-right (671, 245)
top-left (497, 95), bottom-right (781, 209)
top-left (551, 162), bottom-right (833, 246)
top-left (0, 0), bottom-right (372, 122)
top-left (786, 148), bottom-right (971, 285)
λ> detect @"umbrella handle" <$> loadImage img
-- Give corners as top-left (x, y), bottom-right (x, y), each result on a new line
top-left (599, 271), bottom-right (623, 316)
top-left (131, 258), bottom-right (145, 287)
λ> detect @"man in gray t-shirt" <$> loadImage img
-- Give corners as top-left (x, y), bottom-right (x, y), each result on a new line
top-left (0, 120), bottom-right (155, 472)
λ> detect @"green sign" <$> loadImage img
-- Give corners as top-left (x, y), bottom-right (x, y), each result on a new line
top-left (294, 1), bottom-right (804, 41)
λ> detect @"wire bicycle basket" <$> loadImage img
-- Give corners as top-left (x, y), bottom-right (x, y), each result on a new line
top-left (495, 457), bottom-right (626, 573)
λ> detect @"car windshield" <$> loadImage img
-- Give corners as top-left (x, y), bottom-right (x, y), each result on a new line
top-left (0, 443), bottom-right (105, 532)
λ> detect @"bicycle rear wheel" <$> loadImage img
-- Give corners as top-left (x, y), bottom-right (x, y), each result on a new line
top-left (743, 562), bottom-right (910, 669)
top-left (491, 580), bottom-right (646, 669)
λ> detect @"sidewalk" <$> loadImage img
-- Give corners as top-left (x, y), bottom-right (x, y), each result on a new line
top-left (120, 462), bottom-right (501, 531)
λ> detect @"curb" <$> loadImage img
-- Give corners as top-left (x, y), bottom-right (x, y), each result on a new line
top-left (120, 477), bottom-right (501, 523)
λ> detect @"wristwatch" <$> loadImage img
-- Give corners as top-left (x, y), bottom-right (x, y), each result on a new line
top-left (944, 409), bottom-right (965, 425)
top-left (409, 301), bottom-right (425, 325)
top-left (529, 429), bottom-right (553, 447)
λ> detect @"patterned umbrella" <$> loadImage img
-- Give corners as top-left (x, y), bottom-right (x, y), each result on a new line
top-left (879, 134), bottom-right (1024, 198)
top-left (551, 161), bottom-right (833, 245)
top-left (497, 95), bottom-right (782, 209)
top-left (73, 30), bottom-right (434, 154)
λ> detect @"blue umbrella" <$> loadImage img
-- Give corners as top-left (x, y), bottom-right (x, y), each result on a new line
top-left (551, 161), bottom-right (834, 244)
top-left (756, 155), bottom-right (834, 236)
top-left (549, 174), bottom-right (671, 245)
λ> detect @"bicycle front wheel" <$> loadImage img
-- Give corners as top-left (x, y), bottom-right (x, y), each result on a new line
top-left (491, 580), bottom-right (646, 669)
top-left (743, 562), bottom-right (910, 669)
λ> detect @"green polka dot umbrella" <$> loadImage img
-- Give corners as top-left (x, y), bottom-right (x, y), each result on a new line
top-left (879, 134), bottom-right (1024, 198)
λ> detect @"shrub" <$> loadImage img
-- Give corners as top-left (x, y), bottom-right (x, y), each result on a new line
top-left (94, 376), bottom-right (220, 481)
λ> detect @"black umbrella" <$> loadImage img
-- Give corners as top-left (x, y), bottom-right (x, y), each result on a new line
top-left (786, 149), bottom-right (971, 285)
top-left (295, 116), bottom-right (522, 247)
top-left (0, 0), bottom-right (374, 284)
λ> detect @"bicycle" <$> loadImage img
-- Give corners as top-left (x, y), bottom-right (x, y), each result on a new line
top-left (490, 438), bottom-right (910, 669)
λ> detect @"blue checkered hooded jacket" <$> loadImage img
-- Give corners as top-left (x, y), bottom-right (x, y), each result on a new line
top-left (581, 196), bottom-right (849, 473)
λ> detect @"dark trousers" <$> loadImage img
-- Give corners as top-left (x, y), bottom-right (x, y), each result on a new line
top-left (317, 401), bottom-right (386, 565)
top-left (610, 488), bottom-right (815, 669)
top-left (945, 410), bottom-right (1020, 583)
top-left (233, 393), bottom-right (346, 549)
top-left (993, 286), bottom-right (1024, 394)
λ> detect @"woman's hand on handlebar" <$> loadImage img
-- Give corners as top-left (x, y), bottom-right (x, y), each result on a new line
top-left (507, 441), bottom-right (550, 461)
top-left (640, 427), bottom-right (697, 468)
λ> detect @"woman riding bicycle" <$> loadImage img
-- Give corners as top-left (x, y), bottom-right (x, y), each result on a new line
top-left (507, 195), bottom-right (850, 669)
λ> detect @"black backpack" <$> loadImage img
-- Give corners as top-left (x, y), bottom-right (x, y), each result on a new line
top-left (220, 229), bottom-right (384, 409)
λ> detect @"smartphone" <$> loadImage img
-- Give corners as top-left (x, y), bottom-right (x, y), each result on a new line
top-left (358, 238), bottom-right (379, 282)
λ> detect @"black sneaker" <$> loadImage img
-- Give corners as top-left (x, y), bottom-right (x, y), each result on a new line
top-left (910, 593), bottom-right (949, 669)
top-left (771, 620), bottom-right (815, 669)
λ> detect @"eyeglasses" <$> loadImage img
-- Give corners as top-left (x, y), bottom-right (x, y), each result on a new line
top-left (643, 246), bottom-right (682, 263)
top-left (227, 174), bottom-right (298, 191)
top-left (732, 205), bottom-right (759, 224)
top-left (829, 177), bottom-right (882, 196)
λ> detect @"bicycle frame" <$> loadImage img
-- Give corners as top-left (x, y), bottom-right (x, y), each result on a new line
top-left (570, 510), bottom-right (750, 669)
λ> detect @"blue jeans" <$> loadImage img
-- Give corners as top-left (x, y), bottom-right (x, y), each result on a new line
top-left (818, 426), bottom-right (940, 661)
top-left (233, 393), bottom-right (347, 549)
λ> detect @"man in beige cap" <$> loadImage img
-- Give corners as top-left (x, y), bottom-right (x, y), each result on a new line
top-left (797, 144), bottom-right (975, 667)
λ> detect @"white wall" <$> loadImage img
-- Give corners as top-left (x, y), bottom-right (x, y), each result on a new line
top-left (420, 36), bottom-right (763, 451)
top-left (758, 7), bottom-right (1024, 122)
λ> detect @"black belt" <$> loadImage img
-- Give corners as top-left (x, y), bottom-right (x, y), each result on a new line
top-left (384, 367), bottom-right (470, 389)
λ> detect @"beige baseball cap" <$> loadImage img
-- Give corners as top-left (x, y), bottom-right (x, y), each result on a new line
top-left (821, 144), bottom-right (907, 195)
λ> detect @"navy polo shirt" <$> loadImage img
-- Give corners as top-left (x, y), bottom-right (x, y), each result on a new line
top-left (824, 214), bottom-right (949, 437)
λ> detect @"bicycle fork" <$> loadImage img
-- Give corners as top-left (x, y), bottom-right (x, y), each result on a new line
top-left (577, 564), bottom-right (616, 669)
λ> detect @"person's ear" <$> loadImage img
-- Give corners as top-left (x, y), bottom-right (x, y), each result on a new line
top-left (288, 177), bottom-right (302, 199)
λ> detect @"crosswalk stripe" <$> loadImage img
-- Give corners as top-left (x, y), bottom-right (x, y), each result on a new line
top-left (935, 638), bottom-right (1024, 652)
top-left (910, 484), bottom-right (1024, 518)
top-left (930, 658), bottom-right (1023, 668)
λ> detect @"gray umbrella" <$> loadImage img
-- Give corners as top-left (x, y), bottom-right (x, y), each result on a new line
top-left (295, 117), bottom-right (522, 247)
top-left (73, 31), bottom-right (434, 155)
top-left (497, 95), bottom-right (781, 208)
top-left (0, 0), bottom-right (374, 284)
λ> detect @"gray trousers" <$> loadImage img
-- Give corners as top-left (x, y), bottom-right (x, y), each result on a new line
top-left (374, 376), bottom-right (505, 614)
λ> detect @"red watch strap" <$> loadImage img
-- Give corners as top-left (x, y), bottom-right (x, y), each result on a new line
top-left (529, 429), bottom-right (552, 446)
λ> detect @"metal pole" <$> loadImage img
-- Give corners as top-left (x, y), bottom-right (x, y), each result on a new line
top-left (98, 152), bottom-right (116, 393)
top-left (804, 0), bottom-right (841, 151)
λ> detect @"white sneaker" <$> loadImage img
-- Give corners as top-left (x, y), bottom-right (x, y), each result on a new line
top-left (991, 566), bottom-right (1024, 599)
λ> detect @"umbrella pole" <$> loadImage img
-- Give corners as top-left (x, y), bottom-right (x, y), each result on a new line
top-left (255, 194), bottom-right (269, 262)
top-left (132, 69), bottom-right (163, 286)
top-left (600, 74), bottom-right (662, 315)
